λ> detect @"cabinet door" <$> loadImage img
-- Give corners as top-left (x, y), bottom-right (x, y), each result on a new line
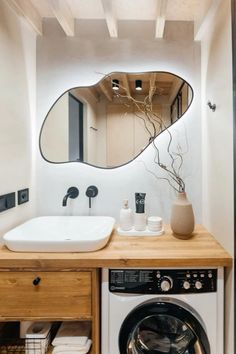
top-left (0, 271), bottom-right (92, 320)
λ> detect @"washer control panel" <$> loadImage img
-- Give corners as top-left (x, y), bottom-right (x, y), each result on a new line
top-left (109, 269), bottom-right (217, 294)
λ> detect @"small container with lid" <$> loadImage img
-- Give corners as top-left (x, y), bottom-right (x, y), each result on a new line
top-left (119, 199), bottom-right (133, 231)
top-left (147, 216), bottom-right (163, 232)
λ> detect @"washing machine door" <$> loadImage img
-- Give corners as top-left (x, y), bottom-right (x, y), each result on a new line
top-left (119, 300), bottom-right (210, 354)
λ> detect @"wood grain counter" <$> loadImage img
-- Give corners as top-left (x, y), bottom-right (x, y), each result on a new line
top-left (0, 225), bottom-right (231, 270)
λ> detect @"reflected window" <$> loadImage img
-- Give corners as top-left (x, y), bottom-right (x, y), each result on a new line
top-left (69, 93), bottom-right (84, 161)
top-left (171, 82), bottom-right (191, 123)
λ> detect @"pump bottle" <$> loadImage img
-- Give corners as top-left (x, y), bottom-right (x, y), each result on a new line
top-left (119, 199), bottom-right (133, 231)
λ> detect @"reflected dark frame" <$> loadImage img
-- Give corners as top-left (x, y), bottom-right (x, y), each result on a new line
top-left (39, 71), bottom-right (194, 169)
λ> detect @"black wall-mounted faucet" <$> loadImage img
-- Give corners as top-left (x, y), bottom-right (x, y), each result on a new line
top-left (62, 187), bottom-right (79, 206)
top-left (86, 185), bottom-right (98, 208)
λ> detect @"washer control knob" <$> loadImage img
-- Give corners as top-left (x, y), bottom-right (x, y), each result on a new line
top-left (160, 277), bottom-right (173, 292)
top-left (195, 281), bottom-right (203, 290)
top-left (183, 281), bottom-right (191, 290)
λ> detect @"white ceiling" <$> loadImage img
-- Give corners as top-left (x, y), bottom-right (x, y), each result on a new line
top-left (6, 0), bottom-right (215, 39)
top-left (31, 0), bottom-right (212, 22)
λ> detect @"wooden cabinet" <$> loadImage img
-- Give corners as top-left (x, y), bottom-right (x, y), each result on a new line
top-left (0, 225), bottom-right (231, 354)
top-left (0, 269), bottom-right (100, 354)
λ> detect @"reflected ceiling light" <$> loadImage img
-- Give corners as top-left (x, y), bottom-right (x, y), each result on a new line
top-left (112, 79), bottom-right (119, 90)
top-left (135, 79), bottom-right (142, 91)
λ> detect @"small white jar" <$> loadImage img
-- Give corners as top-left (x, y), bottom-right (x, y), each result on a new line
top-left (147, 216), bottom-right (163, 232)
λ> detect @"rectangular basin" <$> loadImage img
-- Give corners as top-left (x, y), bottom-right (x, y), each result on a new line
top-left (3, 216), bottom-right (115, 252)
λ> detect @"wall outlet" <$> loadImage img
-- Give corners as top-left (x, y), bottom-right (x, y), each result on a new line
top-left (0, 192), bottom-right (15, 212)
top-left (18, 188), bottom-right (29, 205)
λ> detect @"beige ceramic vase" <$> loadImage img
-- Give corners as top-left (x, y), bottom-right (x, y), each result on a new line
top-left (170, 192), bottom-right (195, 239)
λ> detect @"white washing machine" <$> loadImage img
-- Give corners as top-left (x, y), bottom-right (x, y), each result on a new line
top-left (102, 267), bottom-right (224, 354)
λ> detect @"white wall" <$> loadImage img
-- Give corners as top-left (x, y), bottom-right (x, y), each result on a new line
top-left (201, 0), bottom-right (234, 353)
top-left (41, 92), bottom-right (69, 162)
top-left (36, 20), bottom-right (201, 222)
top-left (0, 1), bottom-right (36, 238)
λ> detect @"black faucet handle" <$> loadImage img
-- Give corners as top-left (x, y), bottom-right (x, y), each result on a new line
top-left (67, 186), bottom-right (79, 199)
top-left (86, 186), bottom-right (98, 198)
top-left (86, 186), bottom-right (98, 208)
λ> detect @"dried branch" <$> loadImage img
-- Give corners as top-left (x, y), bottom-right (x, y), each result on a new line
top-left (106, 75), bottom-right (186, 192)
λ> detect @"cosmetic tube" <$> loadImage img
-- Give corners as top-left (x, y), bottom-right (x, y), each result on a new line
top-left (134, 193), bottom-right (146, 231)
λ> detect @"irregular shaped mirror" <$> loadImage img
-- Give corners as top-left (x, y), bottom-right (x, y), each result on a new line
top-left (40, 72), bottom-right (193, 168)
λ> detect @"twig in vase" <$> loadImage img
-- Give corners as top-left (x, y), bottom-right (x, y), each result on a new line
top-left (106, 76), bottom-right (186, 193)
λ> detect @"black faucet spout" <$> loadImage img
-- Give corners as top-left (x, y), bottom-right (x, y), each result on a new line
top-left (62, 193), bottom-right (70, 207)
top-left (62, 187), bottom-right (79, 207)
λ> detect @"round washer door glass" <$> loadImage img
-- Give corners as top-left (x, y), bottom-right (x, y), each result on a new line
top-left (119, 301), bottom-right (210, 354)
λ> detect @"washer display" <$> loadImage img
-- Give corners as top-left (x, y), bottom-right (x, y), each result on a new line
top-left (102, 268), bottom-right (223, 354)
top-left (109, 269), bottom-right (217, 294)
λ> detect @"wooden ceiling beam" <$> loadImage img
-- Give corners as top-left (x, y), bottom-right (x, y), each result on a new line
top-left (5, 0), bottom-right (42, 35)
top-left (101, 0), bottom-right (118, 38)
top-left (99, 82), bottom-right (113, 102)
top-left (86, 88), bottom-right (100, 103)
top-left (50, 0), bottom-right (75, 36)
top-left (71, 88), bottom-right (100, 105)
top-left (155, 0), bottom-right (168, 38)
top-left (121, 74), bottom-right (131, 97)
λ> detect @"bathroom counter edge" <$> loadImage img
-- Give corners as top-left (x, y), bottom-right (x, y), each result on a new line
top-left (0, 225), bottom-right (232, 269)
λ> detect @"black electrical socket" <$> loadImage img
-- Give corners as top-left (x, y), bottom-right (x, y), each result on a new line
top-left (0, 192), bottom-right (15, 212)
top-left (18, 188), bottom-right (29, 205)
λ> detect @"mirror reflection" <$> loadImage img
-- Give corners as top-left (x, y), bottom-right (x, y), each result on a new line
top-left (40, 72), bottom-right (193, 168)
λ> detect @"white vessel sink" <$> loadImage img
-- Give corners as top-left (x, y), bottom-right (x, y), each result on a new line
top-left (3, 216), bottom-right (115, 252)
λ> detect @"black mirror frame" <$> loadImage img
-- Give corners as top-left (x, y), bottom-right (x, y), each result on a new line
top-left (39, 71), bottom-right (194, 169)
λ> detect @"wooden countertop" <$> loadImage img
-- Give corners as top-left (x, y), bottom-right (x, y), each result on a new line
top-left (0, 225), bottom-right (231, 270)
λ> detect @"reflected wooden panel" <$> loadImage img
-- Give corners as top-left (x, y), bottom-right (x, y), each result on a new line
top-left (40, 72), bottom-right (193, 168)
